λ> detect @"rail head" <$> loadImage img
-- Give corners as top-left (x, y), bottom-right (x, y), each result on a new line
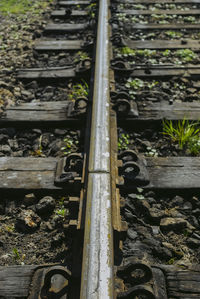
top-left (81, 173), bottom-right (113, 298)
top-left (80, 0), bottom-right (114, 298)
top-left (88, 0), bottom-right (111, 173)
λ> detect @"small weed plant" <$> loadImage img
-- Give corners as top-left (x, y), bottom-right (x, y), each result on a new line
top-left (163, 49), bottom-right (171, 57)
top-left (167, 258), bottom-right (176, 265)
top-left (61, 137), bottom-right (78, 155)
top-left (116, 47), bottom-right (197, 64)
top-left (5, 224), bottom-right (15, 233)
top-left (86, 3), bottom-right (96, 10)
top-left (55, 197), bottom-right (67, 217)
top-left (56, 208), bottom-right (66, 217)
top-left (117, 47), bottom-right (136, 57)
top-left (175, 49), bottom-right (197, 62)
top-left (125, 78), bottom-right (144, 90)
top-left (31, 135), bottom-right (45, 157)
top-left (12, 248), bottom-right (20, 261)
top-left (187, 137), bottom-right (200, 155)
top-left (118, 133), bottom-right (130, 151)
top-left (132, 4), bottom-right (146, 9)
top-left (145, 147), bottom-right (158, 157)
top-left (68, 80), bottom-right (89, 101)
top-left (125, 78), bottom-right (159, 98)
top-left (86, 2), bottom-right (96, 18)
top-left (74, 51), bottom-right (90, 63)
top-left (164, 31), bottom-right (183, 38)
top-left (163, 119), bottom-right (200, 153)
top-left (116, 47), bottom-right (156, 58)
top-left (184, 16), bottom-right (196, 23)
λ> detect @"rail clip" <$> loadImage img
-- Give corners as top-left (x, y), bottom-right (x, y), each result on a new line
top-left (118, 150), bottom-right (149, 186)
top-left (54, 153), bottom-right (83, 187)
top-left (116, 261), bottom-right (155, 299)
top-left (28, 265), bottom-right (71, 299)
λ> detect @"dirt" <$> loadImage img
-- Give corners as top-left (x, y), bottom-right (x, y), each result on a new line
top-left (116, 76), bottom-right (200, 104)
top-left (114, 48), bottom-right (200, 65)
top-left (114, 3), bottom-right (200, 11)
top-left (119, 29), bottom-right (200, 41)
top-left (0, 192), bottom-right (74, 267)
top-left (113, 0), bottom-right (200, 292)
top-left (118, 126), bottom-right (200, 266)
top-left (118, 127), bottom-right (200, 157)
top-left (118, 128), bottom-right (200, 266)
top-left (116, 14), bottom-right (200, 25)
top-left (0, 2), bottom-right (93, 112)
top-left (121, 190), bottom-right (200, 266)
top-left (0, 1), bottom-right (86, 269)
top-left (0, 2), bottom-right (53, 112)
top-left (111, 4), bottom-right (200, 41)
top-left (0, 128), bottom-right (82, 157)
top-left (14, 81), bottom-right (72, 104)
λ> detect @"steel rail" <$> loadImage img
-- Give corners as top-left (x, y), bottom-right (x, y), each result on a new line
top-left (80, 0), bottom-right (114, 297)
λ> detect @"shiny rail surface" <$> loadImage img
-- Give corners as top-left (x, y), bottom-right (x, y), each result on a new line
top-left (80, 0), bottom-right (114, 298)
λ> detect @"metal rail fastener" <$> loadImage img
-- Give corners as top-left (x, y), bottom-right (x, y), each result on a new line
top-left (80, 0), bottom-right (114, 298)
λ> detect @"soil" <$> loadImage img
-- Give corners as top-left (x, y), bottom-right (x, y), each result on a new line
top-left (119, 29), bottom-right (200, 41)
top-left (0, 192), bottom-right (74, 266)
top-left (114, 3), bottom-right (200, 11)
top-left (113, 0), bottom-right (200, 291)
top-left (14, 81), bottom-right (72, 104)
top-left (0, 2), bottom-right (53, 112)
top-left (21, 50), bottom-right (91, 68)
top-left (0, 128), bottom-right (82, 157)
top-left (121, 190), bottom-right (200, 266)
top-left (116, 14), bottom-right (200, 25)
top-left (118, 125), bottom-right (200, 265)
top-left (116, 76), bottom-right (200, 103)
top-left (55, 4), bottom-right (89, 11)
top-left (118, 127), bottom-right (200, 157)
top-left (0, 2), bottom-right (93, 112)
top-left (0, 1), bottom-right (86, 269)
top-left (0, 0), bottom-right (89, 272)
top-left (111, 5), bottom-right (200, 40)
top-left (114, 48), bottom-right (200, 65)
top-left (52, 16), bottom-right (88, 24)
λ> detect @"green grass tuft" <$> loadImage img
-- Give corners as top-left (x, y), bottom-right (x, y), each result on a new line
top-left (163, 119), bottom-right (200, 152)
top-left (0, 0), bottom-right (53, 15)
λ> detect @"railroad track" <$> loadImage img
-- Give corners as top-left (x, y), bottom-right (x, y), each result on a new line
top-left (2, 0), bottom-right (200, 298)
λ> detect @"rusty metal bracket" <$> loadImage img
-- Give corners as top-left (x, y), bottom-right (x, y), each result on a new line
top-left (111, 58), bottom-right (129, 71)
top-left (54, 153), bottom-right (83, 187)
top-left (65, 97), bottom-right (88, 118)
top-left (28, 265), bottom-right (71, 299)
top-left (116, 261), bottom-right (155, 299)
top-left (111, 33), bottom-right (123, 46)
top-left (118, 150), bottom-right (149, 186)
top-left (117, 285), bottom-right (155, 299)
top-left (111, 92), bottom-right (138, 117)
top-left (117, 261), bottom-right (153, 285)
top-left (64, 8), bottom-right (72, 17)
top-left (75, 59), bottom-right (91, 77)
top-left (82, 40), bottom-right (93, 51)
top-left (70, 97), bottom-right (88, 117)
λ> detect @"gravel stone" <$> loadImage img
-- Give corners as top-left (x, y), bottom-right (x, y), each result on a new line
top-left (15, 210), bottom-right (41, 232)
top-left (160, 217), bottom-right (187, 233)
top-left (169, 195), bottom-right (184, 208)
top-left (127, 228), bottom-right (138, 240)
top-left (24, 193), bottom-right (37, 207)
top-left (187, 238), bottom-right (200, 248)
top-left (0, 145), bottom-right (11, 154)
top-left (36, 196), bottom-right (56, 215)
